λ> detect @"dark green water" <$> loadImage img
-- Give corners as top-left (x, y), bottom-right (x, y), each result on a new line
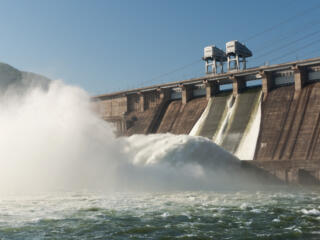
top-left (0, 189), bottom-right (320, 239)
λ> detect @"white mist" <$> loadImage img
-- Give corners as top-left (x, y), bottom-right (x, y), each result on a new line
top-left (0, 79), bottom-right (255, 194)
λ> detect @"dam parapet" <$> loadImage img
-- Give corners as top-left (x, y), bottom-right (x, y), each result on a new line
top-left (92, 57), bottom-right (320, 184)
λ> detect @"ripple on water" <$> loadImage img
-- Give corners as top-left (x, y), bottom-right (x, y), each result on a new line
top-left (0, 190), bottom-right (319, 239)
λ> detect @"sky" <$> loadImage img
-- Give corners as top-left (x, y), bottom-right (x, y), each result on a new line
top-left (0, 0), bottom-right (319, 95)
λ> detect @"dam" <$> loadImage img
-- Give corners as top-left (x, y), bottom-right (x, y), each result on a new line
top-left (92, 56), bottom-right (320, 184)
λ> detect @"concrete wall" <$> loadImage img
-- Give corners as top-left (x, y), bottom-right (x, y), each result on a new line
top-left (95, 95), bottom-right (128, 118)
top-left (92, 60), bottom-right (320, 184)
top-left (254, 82), bottom-right (320, 184)
top-left (255, 82), bottom-right (320, 162)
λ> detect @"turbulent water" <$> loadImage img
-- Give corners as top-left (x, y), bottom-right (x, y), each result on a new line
top-left (0, 74), bottom-right (319, 239)
top-left (1, 189), bottom-right (320, 239)
top-left (0, 78), bottom-right (251, 193)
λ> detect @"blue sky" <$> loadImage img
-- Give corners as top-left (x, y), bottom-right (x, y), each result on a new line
top-left (0, 0), bottom-right (319, 95)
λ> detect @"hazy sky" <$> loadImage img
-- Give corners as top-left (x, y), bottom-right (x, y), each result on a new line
top-left (0, 0), bottom-right (319, 95)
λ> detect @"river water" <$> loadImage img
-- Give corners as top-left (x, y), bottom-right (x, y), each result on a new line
top-left (0, 188), bottom-right (320, 239)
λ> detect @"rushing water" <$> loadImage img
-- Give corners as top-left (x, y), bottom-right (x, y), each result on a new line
top-left (0, 189), bottom-right (320, 239)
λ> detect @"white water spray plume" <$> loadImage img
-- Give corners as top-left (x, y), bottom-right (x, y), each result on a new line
top-left (0, 78), bottom-right (265, 194)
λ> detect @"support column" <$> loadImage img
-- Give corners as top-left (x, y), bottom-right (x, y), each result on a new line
top-left (122, 94), bottom-right (128, 115)
top-left (138, 92), bottom-right (145, 112)
top-left (260, 70), bottom-right (273, 100)
top-left (231, 76), bottom-right (245, 97)
top-left (292, 65), bottom-right (307, 92)
top-left (120, 112), bottom-right (127, 136)
top-left (203, 80), bottom-right (219, 100)
top-left (158, 88), bottom-right (171, 102)
top-left (180, 85), bottom-right (192, 104)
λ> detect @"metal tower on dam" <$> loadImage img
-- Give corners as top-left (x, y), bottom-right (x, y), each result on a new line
top-left (202, 41), bottom-right (252, 74)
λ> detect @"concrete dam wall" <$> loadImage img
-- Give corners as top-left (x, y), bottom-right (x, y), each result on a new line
top-left (92, 58), bottom-right (320, 184)
top-left (254, 82), bottom-right (320, 183)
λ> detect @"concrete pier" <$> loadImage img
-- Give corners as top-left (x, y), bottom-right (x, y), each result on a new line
top-left (261, 70), bottom-right (273, 100)
top-left (231, 76), bottom-right (245, 97)
top-left (181, 85), bottom-right (192, 104)
top-left (293, 65), bottom-right (307, 92)
top-left (138, 92), bottom-right (145, 112)
top-left (204, 80), bottom-right (219, 100)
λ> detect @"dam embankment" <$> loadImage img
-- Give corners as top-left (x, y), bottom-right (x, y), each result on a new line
top-left (92, 58), bottom-right (320, 184)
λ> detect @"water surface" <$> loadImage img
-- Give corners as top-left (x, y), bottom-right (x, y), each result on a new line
top-left (1, 188), bottom-right (320, 239)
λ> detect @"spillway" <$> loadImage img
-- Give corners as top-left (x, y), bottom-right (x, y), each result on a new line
top-left (191, 87), bottom-right (261, 160)
top-left (221, 87), bottom-right (261, 154)
top-left (156, 97), bottom-right (208, 134)
top-left (194, 91), bottom-right (232, 139)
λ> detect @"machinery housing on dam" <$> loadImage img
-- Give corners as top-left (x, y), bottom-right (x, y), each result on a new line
top-left (203, 41), bottom-right (252, 74)
top-left (92, 42), bottom-right (320, 185)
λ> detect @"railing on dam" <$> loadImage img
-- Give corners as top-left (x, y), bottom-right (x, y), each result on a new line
top-left (92, 57), bottom-right (320, 120)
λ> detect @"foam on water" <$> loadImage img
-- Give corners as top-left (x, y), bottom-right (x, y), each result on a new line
top-left (0, 79), bottom-right (248, 193)
top-left (301, 208), bottom-right (320, 215)
top-left (0, 190), bottom-right (320, 239)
